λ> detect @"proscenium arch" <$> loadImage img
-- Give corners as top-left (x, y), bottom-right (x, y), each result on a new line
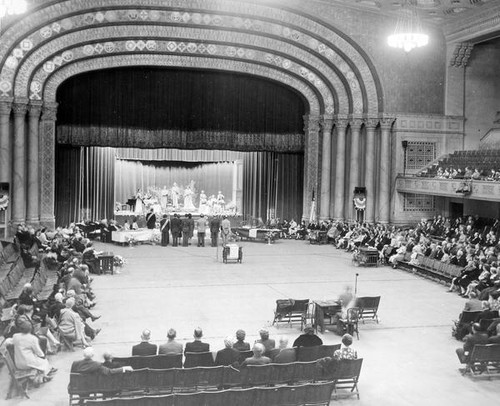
top-left (44, 55), bottom-right (321, 115)
top-left (0, 0), bottom-right (383, 115)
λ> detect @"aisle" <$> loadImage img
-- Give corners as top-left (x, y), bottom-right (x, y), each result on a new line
top-left (1, 240), bottom-right (498, 405)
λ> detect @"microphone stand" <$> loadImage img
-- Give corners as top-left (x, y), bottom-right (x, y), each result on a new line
top-left (354, 273), bottom-right (359, 296)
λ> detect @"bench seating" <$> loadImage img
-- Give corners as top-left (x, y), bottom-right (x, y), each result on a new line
top-left (462, 344), bottom-right (500, 376)
top-left (398, 252), bottom-right (463, 283)
top-left (68, 360), bottom-right (363, 404)
top-left (82, 381), bottom-right (336, 406)
top-left (113, 354), bottom-right (183, 370)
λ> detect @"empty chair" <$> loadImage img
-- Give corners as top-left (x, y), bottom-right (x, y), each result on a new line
top-left (356, 296), bottom-right (381, 323)
top-left (329, 358), bottom-right (364, 399)
top-left (183, 351), bottom-right (214, 368)
top-left (272, 299), bottom-right (309, 330)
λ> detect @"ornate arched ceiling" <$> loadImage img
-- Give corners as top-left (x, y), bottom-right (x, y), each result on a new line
top-left (0, 0), bottom-right (384, 116)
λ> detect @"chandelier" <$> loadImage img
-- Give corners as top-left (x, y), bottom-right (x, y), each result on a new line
top-left (387, 1), bottom-right (429, 53)
top-left (0, 0), bottom-right (27, 20)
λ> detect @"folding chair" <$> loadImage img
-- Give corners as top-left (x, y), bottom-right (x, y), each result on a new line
top-left (356, 296), bottom-right (381, 324)
top-left (183, 351), bottom-right (214, 368)
top-left (330, 358), bottom-right (363, 399)
top-left (237, 350), bottom-right (254, 364)
top-left (148, 368), bottom-right (175, 393)
top-left (346, 307), bottom-right (360, 340)
top-left (296, 345), bottom-right (321, 362)
top-left (305, 381), bottom-right (337, 405)
top-left (272, 299), bottom-right (309, 330)
top-left (1, 344), bottom-right (38, 399)
top-left (241, 364), bottom-right (272, 387)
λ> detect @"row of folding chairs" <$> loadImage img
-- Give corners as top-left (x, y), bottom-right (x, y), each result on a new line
top-left (69, 359), bottom-right (363, 404)
top-left (83, 381), bottom-right (337, 406)
top-left (413, 253), bottom-right (463, 281)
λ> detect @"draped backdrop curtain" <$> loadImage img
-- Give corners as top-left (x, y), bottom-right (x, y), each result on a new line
top-left (242, 152), bottom-right (304, 222)
top-left (114, 159), bottom-right (234, 205)
top-left (55, 147), bottom-right (303, 225)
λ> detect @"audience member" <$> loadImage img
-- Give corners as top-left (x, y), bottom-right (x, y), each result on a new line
top-left (215, 336), bottom-right (240, 366)
top-left (233, 329), bottom-right (250, 351)
top-left (71, 347), bottom-right (132, 374)
top-left (271, 337), bottom-right (296, 363)
top-left (158, 328), bottom-right (183, 355)
top-left (185, 327), bottom-right (210, 353)
top-left (256, 328), bottom-right (275, 356)
top-left (456, 323), bottom-right (489, 364)
top-left (240, 343), bottom-right (271, 367)
top-left (132, 329), bottom-right (157, 356)
top-left (333, 334), bottom-right (358, 360)
top-left (293, 324), bottom-right (323, 347)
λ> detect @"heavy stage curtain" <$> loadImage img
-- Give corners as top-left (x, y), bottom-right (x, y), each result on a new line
top-left (56, 68), bottom-right (306, 152)
top-left (115, 160), bottom-right (234, 206)
top-left (55, 146), bottom-right (115, 226)
top-left (242, 152), bottom-right (304, 222)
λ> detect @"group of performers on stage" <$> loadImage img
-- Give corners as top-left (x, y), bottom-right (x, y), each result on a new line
top-left (124, 181), bottom-right (230, 216)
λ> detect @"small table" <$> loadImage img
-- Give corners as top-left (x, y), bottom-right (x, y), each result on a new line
top-left (313, 300), bottom-right (342, 333)
top-left (98, 252), bottom-right (114, 275)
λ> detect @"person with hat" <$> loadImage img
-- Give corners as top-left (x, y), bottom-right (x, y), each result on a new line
top-left (196, 214), bottom-right (208, 247)
top-left (293, 324), bottom-right (323, 347)
top-left (132, 329), bottom-right (157, 356)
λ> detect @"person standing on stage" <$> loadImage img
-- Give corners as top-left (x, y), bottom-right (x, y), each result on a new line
top-left (182, 214), bottom-right (191, 247)
top-left (170, 214), bottom-right (181, 247)
top-left (146, 208), bottom-right (156, 229)
top-left (196, 214), bottom-right (208, 247)
top-left (209, 216), bottom-right (221, 247)
top-left (221, 215), bottom-right (231, 246)
top-left (160, 215), bottom-right (170, 247)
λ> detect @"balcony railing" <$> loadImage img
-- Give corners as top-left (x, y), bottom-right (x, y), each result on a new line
top-left (396, 175), bottom-right (500, 201)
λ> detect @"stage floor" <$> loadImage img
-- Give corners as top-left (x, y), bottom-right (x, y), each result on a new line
top-left (1, 240), bottom-right (499, 405)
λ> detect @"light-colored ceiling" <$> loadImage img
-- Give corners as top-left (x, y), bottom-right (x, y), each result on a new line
top-left (320, 0), bottom-right (496, 23)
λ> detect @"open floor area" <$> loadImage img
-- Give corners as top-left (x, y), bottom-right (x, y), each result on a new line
top-left (1, 239), bottom-right (499, 405)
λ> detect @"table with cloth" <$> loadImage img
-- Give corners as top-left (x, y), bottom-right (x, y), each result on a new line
top-left (111, 229), bottom-right (159, 244)
top-left (313, 300), bottom-right (343, 333)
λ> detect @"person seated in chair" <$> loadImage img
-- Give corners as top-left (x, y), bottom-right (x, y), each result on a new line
top-left (185, 327), bottom-right (210, 353)
top-left (233, 329), bottom-right (250, 351)
top-left (215, 336), bottom-right (240, 366)
top-left (159, 328), bottom-right (183, 355)
top-left (71, 347), bottom-right (132, 375)
top-left (456, 323), bottom-right (489, 364)
top-left (488, 324), bottom-right (500, 344)
top-left (132, 329), bottom-right (157, 356)
top-left (334, 334), bottom-right (358, 360)
top-left (270, 337), bottom-right (296, 363)
top-left (463, 291), bottom-right (482, 312)
top-left (293, 324), bottom-right (323, 347)
top-left (240, 343), bottom-right (271, 367)
top-left (255, 328), bottom-right (275, 356)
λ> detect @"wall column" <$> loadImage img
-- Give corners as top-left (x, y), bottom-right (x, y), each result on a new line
top-left (348, 119), bottom-right (363, 221)
top-left (319, 116), bottom-right (334, 220)
top-left (11, 100), bottom-right (28, 225)
top-left (333, 119), bottom-right (348, 220)
top-left (0, 99), bottom-right (13, 184)
top-left (363, 119), bottom-right (378, 223)
top-left (27, 102), bottom-right (43, 225)
top-left (302, 114), bottom-right (321, 222)
top-left (39, 103), bottom-right (58, 230)
top-left (378, 118), bottom-right (394, 224)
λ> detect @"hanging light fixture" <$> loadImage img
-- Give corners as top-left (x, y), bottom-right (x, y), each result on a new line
top-left (387, 0), bottom-right (429, 53)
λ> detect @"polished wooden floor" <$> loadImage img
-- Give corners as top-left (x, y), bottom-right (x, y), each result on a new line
top-left (1, 239), bottom-right (499, 405)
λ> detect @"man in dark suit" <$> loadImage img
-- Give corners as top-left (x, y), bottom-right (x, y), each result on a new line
top-left (293, 324), bottom-right (323, 347)
top-left (185, 327), bottom-right (210, 353)
top-left (181, 214), bottom-right (191, 247)
top-left (160, 215), bottom-right (170, 247)
top-left (170, 214), bottom-right (181, 247)
top-left (215, 337), bottom-right (240, 366)
top-left (456, 323), bottom-right (489, 364)
top-left (209, 216), bottom-right (221, 247)
top-left (132, 329), bottom-right (157, 356)
top-left (71, 347), bottom-right (132, 375)
top-left (146, 209), bottom-right (156, 229)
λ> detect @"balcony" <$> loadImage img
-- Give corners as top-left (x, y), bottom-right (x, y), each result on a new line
top-left (395, 176), bottom-right (500, 201)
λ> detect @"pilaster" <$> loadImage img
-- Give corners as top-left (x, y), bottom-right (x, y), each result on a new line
top-left (378, 117), bottom-right (395, 224)
top-left (302, 114), bottom-right (321, 222)
top-left (27, 102), bottom-right (43, 224)
top-left (0, 98), bottom-right (13, 184)
top-left (11, 99), bottom-right (28, 224)
top-left (348, 119), bottom-right (363, 221)
top-left (363, 119), bottom-right (379, 223)
top-left (333, 118), bottom-right (349, 220)
top-left (319, 116), bottom-right (334, 220)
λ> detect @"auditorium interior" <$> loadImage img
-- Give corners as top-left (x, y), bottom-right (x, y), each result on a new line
top-left (1, 0), bottom-right (500, 405)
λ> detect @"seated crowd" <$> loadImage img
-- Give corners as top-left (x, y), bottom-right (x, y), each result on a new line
top-left (2, 222), bottom-right (106, 387)
top-left (71, 324), bottom-right (358, 375)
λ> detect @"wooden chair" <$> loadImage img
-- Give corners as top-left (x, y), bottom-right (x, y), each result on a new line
top-left (272, 299), bottom-right (309, 330)
top-left (183, 351), bottom-right (214, 368)
top-left (317, 344), bottom-right (341, 358)
top-left (356, 296), bottom-right (381, 324)
top-left (1, 344), bottom-right (38, 399)
top-left (241, 364), bottom-right (272, 387)
top-left (174, 366), bottom-right (224, 392)
top-left (296, 345), bottom-right (321, 362)
top-left (329, 358), bottom-right (363, 399)
top-left (346, 307), bottom-right (360, 340)
top-left (304, 381), bottom-right (337, 405)
top-left (293, 361), bottom-right (319, 384)
top-left (237, 350), bottom-right (254, 364)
